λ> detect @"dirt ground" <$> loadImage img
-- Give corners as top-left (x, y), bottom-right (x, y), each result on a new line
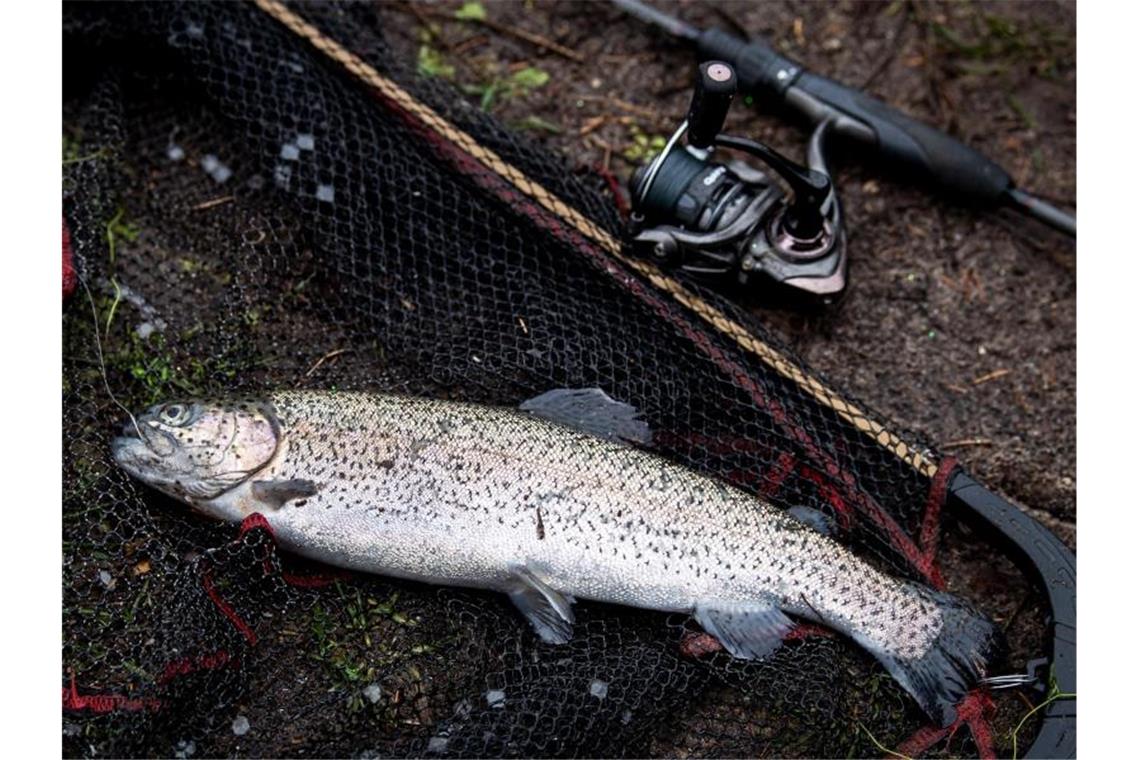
top-left (382, 0), bottom-right (1076, 547)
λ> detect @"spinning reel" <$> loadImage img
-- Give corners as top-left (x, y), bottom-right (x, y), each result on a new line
top-left (628, 62), bottom-right (847, 303)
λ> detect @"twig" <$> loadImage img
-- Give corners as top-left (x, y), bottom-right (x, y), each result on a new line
top-left (418, 6), bottom-right (584, 63)
top-left (861, 2), bottom-right (914, 90)
top-left (577, 95), bottom-right (667, 122)
top-left (857, 722), bottom-right (911, 760)
top-left (452, 33), bottom-right (489, 56)
top-left (305, 348), bottom-right (350, 377)
top-left (972, 368), bottom-right (1011, 386)
top-left (472, 15), bottom-right (586, 63)
top-left (708, 4), bottom-right (751, 40)
top-left (587, 134), bottom-right (614, 171)
top-left (942, 438), bottom-right (994, 449)
top-left (579, 115), bottom-right (607, 137)
top-left (192, 195), bottom-right (235, 211)
top-left (105, 278), bottom-right (123, 341)
top-left (401, 1), bottom-right (443, 41)
top-left (1010, 687), bottom-right (1075, 760)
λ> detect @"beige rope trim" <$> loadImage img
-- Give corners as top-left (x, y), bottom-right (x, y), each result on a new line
top-left (252, 0), bottom-right (938, 479)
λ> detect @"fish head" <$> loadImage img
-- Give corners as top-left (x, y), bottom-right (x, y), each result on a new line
top-left (111, 398), bottom-right (280, 505)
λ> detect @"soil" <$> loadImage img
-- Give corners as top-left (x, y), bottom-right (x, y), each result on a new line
top-left (381, 0), bottom-right (1076, 546)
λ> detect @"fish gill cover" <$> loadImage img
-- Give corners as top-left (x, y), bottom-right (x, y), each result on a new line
top-left (62, 2), bottom-right (1055, 757)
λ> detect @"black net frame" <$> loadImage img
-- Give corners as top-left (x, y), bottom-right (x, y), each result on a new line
top-left (62, 2), bottom-right (1074, 757)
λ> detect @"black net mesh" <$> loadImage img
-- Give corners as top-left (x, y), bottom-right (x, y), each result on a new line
top-left (63, 2), bottom-right (1052, 757)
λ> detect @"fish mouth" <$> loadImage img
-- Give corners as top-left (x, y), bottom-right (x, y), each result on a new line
top-left (111, 433), bottom-right (148, 467)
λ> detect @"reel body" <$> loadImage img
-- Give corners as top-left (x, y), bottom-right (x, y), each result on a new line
top-left (628, 62), bottom-right (848, 303)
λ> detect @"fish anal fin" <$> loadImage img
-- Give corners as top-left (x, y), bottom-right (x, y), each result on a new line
top-left (506, 564), bottom-right (576, 645)
top-left (694, 599), bottom-right (795, 660)
top-left (251, 478), bottom-right (320, 509)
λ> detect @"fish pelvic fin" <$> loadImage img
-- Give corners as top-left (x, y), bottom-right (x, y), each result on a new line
top-left (694, 598), bottom-right (795, 660)
top-left (507, 564), bottom-right (577, 645)
top-left (858, 585), bottom-right (1003, 728)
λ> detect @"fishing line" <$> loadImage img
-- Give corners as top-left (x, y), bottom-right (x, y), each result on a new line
top-left (77, 273), bottom-right (148, 446)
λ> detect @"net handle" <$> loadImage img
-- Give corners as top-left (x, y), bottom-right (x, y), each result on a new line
top-left (948, 472), bottom-right (1076, 758)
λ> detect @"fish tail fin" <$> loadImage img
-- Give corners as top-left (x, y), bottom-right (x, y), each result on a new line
top-left (859, 585), bottom-right (1002, 727)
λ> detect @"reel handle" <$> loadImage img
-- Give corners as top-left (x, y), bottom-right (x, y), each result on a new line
top-left (686, 61), bottom-right (736, 149)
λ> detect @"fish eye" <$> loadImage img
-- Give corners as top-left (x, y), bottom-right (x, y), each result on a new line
top-left (159, 404), bottom-right (192, 427)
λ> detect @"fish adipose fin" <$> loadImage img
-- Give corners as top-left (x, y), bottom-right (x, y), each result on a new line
top-left (507, 564), bottom-right (577, 645)
top-left (520, 388), bottom-right (651, 445)
top-left (860, 586), bottom-right (1003, 728)
top-left (251, 479), bottom-right (320, 509)
top-left (786, 505), bottom-right (835, 536)
top-left (694, 599), bottom-right (795, 660)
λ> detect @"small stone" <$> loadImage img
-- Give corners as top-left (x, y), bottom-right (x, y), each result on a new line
top-left (362, 683), bottom-right (382, 704)
top-left (621, 709), bottom-right (633, 725)
top-left (173, 739), bottom-right (196, 759)
top-left (316, 184), bottom-right (335, 203)
top-left (590, 77), bottom-right (602, 89)
top-left (427, 736), bottom-right (449, 753)
top-left (231, 715), bottom-right (250, 736)
top-left (589, 679), bottom-right (608, 699)
top-left (136, 322), bottom-right (156, 340)
top-left (822, 37), bottom-right (842, 51)
top-left (485, 689), bottom-right (506, 708)
top-left (978, 345), bottom-right (987, 356)
top-left (296, 134), bottom-right (315, 151)
top-left (280, 143), bottom-right (300, 161)
top-left (200, 154), bottom-right (231, 184)
top-left (274, 165), bottom-right (292, 189)
top-left (98, 570), bottom-right (114, 589)
top-left (166, 144), bottom-right (185, 161)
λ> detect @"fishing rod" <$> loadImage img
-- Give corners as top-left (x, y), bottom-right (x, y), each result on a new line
top-left (613, 0), bottom-right (1076, 238)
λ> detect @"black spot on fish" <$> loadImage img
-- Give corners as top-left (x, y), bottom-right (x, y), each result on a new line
top-left (535, 507), bottom-right (545, 540)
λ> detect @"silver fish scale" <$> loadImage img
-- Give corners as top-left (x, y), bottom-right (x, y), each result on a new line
top-left (226, 391), bottom-right (942, 660)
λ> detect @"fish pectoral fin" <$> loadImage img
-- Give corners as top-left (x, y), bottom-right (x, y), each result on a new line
top-left (694, 598), bottom-right (795, 660)
top-left (519, 388), bottom-right (651, 445)
top-left (506, 565), bottom-right (576, 645)
top-left (250, 478), bottom-right (321, 509)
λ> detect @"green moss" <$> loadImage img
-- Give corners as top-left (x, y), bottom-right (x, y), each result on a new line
top-left (417, 44), bottom-right (455, 79)
top-left (305, 584), bottom-right (456, 714)
top-left (622, 125), bottom-right (667, 164)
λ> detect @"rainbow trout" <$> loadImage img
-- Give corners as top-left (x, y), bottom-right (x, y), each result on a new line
top-left (111, 389), bottom-right (997, 725)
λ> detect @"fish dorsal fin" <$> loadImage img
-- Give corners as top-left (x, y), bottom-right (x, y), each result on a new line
top-left (251, 478), bottom-right (320, 509)
top-left (694, 598), bottom-right (795, 660)
top-left (506, 564), bottom-right (577, 645)
top-left (519, 388), bottom-right (651, 445)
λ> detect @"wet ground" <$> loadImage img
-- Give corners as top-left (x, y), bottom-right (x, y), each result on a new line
top-left (382, 0), bottom-right (1076, 547)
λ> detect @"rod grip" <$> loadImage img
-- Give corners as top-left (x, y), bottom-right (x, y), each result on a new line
top-left (696, 28), bottom-right (1014, 205)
